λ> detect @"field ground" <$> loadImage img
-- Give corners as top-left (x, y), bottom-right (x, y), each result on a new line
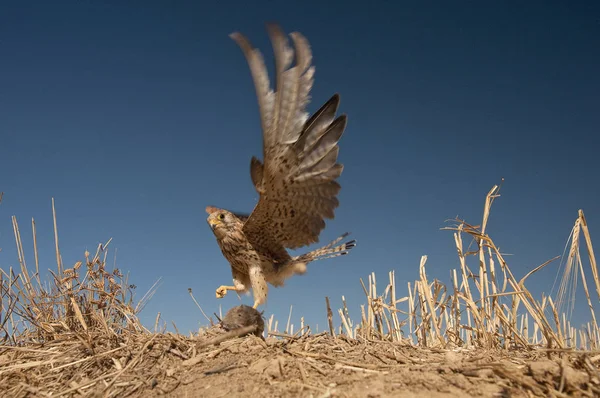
top-left (1, 328), bottom-right (598, 397)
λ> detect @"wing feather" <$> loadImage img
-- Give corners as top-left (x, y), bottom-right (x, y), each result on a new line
top-left (297, 115), bottom-right (346, 172)
top-left (229, 32), bottom-right (275, 159)
top-left (250, 156), bottom-right (265, 193)
top-left (231, 24), bottom-right (348, 252)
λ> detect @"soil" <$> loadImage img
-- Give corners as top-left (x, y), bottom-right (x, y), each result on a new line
top-left (147, 334), bottom-right (597, 398)
top-left (2, 325), bottom-right (598, 397)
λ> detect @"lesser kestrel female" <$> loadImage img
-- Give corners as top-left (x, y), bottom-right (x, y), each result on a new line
top-left (206, 24), bottom-right (355, 309)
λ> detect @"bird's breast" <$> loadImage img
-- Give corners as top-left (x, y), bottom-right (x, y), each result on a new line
top-left (216, 236), bottom-right (261, 271)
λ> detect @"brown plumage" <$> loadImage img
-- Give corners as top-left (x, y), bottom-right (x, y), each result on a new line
top-left (206, 23), bottom-right (355, 309)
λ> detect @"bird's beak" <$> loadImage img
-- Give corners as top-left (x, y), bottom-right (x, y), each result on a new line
top-left (208, 219), bottom-right (220, 230)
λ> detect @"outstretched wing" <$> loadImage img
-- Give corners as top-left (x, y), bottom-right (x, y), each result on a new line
top-left (230, 24), bottom-right (347, 253)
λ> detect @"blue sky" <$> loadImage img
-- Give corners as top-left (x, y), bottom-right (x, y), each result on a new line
top-left (1, 0), bottom-right (599, 335)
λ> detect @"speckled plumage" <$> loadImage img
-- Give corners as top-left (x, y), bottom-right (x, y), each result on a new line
top-left (206, 24), bottom-right (355, 309)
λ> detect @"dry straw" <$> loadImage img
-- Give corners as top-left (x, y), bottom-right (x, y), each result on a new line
top-left (333, 183), bottom-right (599, 351)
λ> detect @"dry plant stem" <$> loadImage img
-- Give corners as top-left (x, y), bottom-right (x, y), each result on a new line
top-left (196, 325), bottom-right (257, 350)
top-left (338, 308), bottom-right (352, 336)
top-left (31, 218), bottom-right (41, 288)
top-left (578, 252), bottom-right (599, 335)
top-left (52, 198), bottom-right (63, 275)
top-left (325, 297), bottom-right (335, 337)
top-left (418, 256), bottom-right (444, 347)
top-left (578, 210), bottom-right (600, 301)
top-left (286, 305), bottom-right (293, 334)
top-left (389, 270), bottom-right (401, 341)
top-left (187, 288), bottom-right (213, 326)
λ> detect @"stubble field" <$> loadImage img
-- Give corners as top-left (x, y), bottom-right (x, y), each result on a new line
top-left (1, 185), bottom-right (599, 397)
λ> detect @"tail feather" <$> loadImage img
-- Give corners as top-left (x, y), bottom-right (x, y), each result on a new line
top-left (299, 232), bottom-right (356, 262)
top-left (272, 233), bottom-right (356, 284)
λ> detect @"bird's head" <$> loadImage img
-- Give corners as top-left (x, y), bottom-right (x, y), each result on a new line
top-left (205, 206), bottom-right (239, 240)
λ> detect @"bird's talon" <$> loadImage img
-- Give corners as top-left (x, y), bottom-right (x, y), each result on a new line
top-left (216, 286), bottom-right (228, 299)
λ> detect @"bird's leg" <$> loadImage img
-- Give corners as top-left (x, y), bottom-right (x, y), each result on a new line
top-left (215, 285), bottom-right (239, 299)
top-left (249, 264), bottom-right (268, 309)
top-left (216, 269), bottom-right (250, 299)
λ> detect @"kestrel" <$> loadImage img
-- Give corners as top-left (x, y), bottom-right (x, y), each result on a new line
top-left (206, 23), bottom-right (355, 309)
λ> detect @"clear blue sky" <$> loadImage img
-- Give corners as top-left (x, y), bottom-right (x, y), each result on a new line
top-left (1, 1), bottom-right (598, 335)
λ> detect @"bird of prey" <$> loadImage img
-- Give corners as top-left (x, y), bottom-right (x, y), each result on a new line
top-left (206, 23), bottom-right (355, 309)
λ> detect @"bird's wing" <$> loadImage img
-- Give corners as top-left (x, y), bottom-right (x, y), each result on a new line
top-left (230, 24), bottom-right (347, 252)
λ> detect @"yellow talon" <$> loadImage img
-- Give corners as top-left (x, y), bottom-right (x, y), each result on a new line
top-left (216, 285), bottom-right (233, 299)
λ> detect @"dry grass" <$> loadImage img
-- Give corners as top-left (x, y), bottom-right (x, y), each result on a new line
top-left (1, 184), bottom-right (599, 397)
top-left (332, 183), bottom-right (600, 353)
top-left (2, 199), bottom-right (157, 345)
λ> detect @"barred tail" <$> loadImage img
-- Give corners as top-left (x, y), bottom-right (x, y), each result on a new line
top-left (273, 233), bottom-right (356, 284)
top-left (299, 232), bottom-right (356, 263)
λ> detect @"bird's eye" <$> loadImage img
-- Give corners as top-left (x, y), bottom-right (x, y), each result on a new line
top-left (218, 214), bottom-right (225, 220)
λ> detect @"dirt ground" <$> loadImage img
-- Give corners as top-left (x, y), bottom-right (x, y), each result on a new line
top-left (148, 334), bottom-right (597, 398)
top-left (2, 329), bottom-right (599, 398)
